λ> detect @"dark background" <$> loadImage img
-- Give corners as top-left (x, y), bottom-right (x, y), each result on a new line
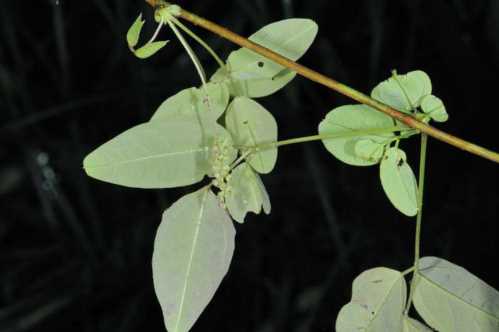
top-left (1, 0), bottom-right (498, 331)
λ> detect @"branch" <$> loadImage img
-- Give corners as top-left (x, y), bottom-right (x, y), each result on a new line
top-left (145, 1), bottom-right (499, 164)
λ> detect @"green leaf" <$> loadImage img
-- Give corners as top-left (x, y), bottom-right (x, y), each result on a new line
top-left (83, 118), bottom-right (229, 188)
top-left (217, 18), bottom-right (317, 98)
top-left (151, 82), bottom-right (230, 122)
top-left (211, 66), bottom-right (297, 99)
top-left (225, 162), bottom-right (271, 223)
top-left (421, 94), bottom-right (448, 122)
top-left (127, 14), bottom-right (145, 49)
top-left (225, 97), bottom-right (278, 173)
top-left (354, 139), bottom-right (386, 163)
top-left (152, 187), bottom-right (236, 332)
top-left (379, 147), bottom-right (418, 217)
top-left (134, 40), bottom-right (168, 59)
top-left (371, 70), bottom-right (432, 113)
top-left (318, 104), bottom-right (396, 166)
top-left (414, 256), bottom-right (499, 332)
top-left (403, 317), bottom-right (433, 331)
top-left (336, 267), bottom-right (406, 332)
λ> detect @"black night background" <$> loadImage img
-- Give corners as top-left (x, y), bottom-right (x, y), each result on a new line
top-left (1, 1), bottom-right (498, 331)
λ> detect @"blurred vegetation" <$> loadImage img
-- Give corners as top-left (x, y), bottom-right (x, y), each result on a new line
top-left (1, 0), bottom-right (498, 331)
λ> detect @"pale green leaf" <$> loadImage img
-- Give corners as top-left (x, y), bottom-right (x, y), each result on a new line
top-left (318, 104), bottom-right (396, 166)
top-left (151, 82), bottom-right (230, 122)
top-left (134, 40), bottom-right (168, 59)
top-left (83, 118), bottom-right (229, 188)
top-left (371, 70), bottom-right (432, 113)
top-left (354, 139), bottom-right (386, 163)
top-left (225, 162), bottom-right (271, 223)
top-left (403, 317), bottom-right (433, 331)
top-left (152, 187), bottom-right (236, 332)
top-left (336, 267), bottom-right (407, 332)
top-left (218, 18), bottom-right (317, 98)
top-left (225, 97), bottom-right (278, 173)
top-left (414, 256), bottom-right (499, 332)
top-left (379, 147), bottom-right (418, 217)
top-left (420, 94), bottom-right (448, 122)
top-left (211, 66), bottom-right (297, 99)
top-left (127, 14), bottom-right (145, 49)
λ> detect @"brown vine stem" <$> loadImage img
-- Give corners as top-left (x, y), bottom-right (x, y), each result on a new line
top-left (145, 0), bottom-right (499, 164)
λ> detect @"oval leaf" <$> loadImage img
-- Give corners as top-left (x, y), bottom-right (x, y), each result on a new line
top-left (127, 13), bottom-right (145, 49)
top-left (221, 18), bottom-right (317, 98)
top-left (83, 118), bottom-right (228, 188)
top-left (421, 94), bottom-right (448, 123)
top-left (151, 82), bottom-right (230, 122)
top-left (153, 187), bottom-right (236, 332)
top-left (318, 104), bottom-right (396, 166)
top-left (225, 97), bottom-right (278, 173)
top-left (371, 70), bottom-right (432, 113)
top-left (379, 147), bottom-right (418, 216)
top-left (211, 66), bottom-right (297, 99)
top-left (336, 267), bottom-right (407, 332)
top-left (414, 256), bottom-right (499, 332)
top-left (134, 40), bottom-right (168, 59)
top-left (225, 162), bottom-right (271, 223)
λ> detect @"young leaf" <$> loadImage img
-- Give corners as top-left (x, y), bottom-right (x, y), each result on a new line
top-left (420, 94), bottom-right (448, 122)
top-left (403, 317), bottom-right (434, 331)
top-left (152, 187), bottom-right (236, 332)
top-left (354, 139), bottom-right (386, 162)
top-left (371, 70), bottom-right (432, 113)
top-left (336, 267), bottom-right (407, 332)
top-left (134, 40), bottom-right (169, 59)
top-left (211, 66), bottom-right (297, 99)
top-left (127, 14), bottom-right (145, 49)
top-left (225, 162), bottom-right (271, 223)
top-left (83, 118), bottom-right (229, 188)
top-left (318, 104), bottom-right (396, 166)
top-left (225, 97), bottom-right (278, 174)
top-left (379, 147), bottom-right (418, 217)
top-left (151, 82), bottom-right (230, 122)
top-left (215, 18), bottom-right (318, 98)
top-left (413, 256), bottom-right (499, 332)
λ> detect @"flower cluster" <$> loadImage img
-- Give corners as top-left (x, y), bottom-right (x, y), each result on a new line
top-left (210, 137), bottom-right (233, 207)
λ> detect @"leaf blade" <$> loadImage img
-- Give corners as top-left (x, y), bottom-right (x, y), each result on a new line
top-left (414, 257), bottom-right (499, 332)
top-left (83, 119), bottom-right (228, 188)
top-left (225, 97), bottom-right (278, 173)
top-left (225, 162), bottom-right (271, 223)
top-left (336, 267), bottom-right (407, 332)
top-left (371, 70), bottom-right (432, 113)
top-left (221, 18), bottom-right (318, 97)
top-left (152, 187), bottom-right (236, 332)
top-left (379, 147), bottom-right (418, 216)
top-left (318, 104), bottom-right (395, 166)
